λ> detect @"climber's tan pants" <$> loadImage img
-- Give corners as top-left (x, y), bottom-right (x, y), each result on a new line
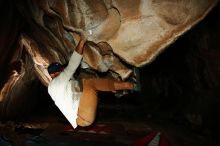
top-left (76, 78), bottom-right (133, 127)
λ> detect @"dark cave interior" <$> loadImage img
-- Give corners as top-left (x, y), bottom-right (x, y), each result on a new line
top-left (0, 0), bottom-right (220, 146)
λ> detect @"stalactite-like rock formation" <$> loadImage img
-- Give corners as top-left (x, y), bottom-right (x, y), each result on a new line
top-left (0, 0), bottom-right (218, 119)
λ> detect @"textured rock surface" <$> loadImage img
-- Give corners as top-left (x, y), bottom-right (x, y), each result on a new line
top-left (17, 0), bottom-right (218, 67)
top-left (109, 0), bottom-right (218, 66)
top-left (12, 0), bottom-right (217, 85)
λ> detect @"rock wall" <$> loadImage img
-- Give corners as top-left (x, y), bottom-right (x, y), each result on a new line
top-left (0, 0), bottom-right (218, 119)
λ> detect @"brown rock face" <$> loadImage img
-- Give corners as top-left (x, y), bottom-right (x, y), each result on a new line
top-left (0, 0), bottom-right (218, 118)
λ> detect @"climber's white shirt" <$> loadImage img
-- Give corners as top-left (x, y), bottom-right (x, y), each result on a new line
top-left (48, 51), bottom-right (83, 128)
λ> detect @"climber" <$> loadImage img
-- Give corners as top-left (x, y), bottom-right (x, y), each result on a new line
top-left (47, 36), bottom-right (137, 128)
